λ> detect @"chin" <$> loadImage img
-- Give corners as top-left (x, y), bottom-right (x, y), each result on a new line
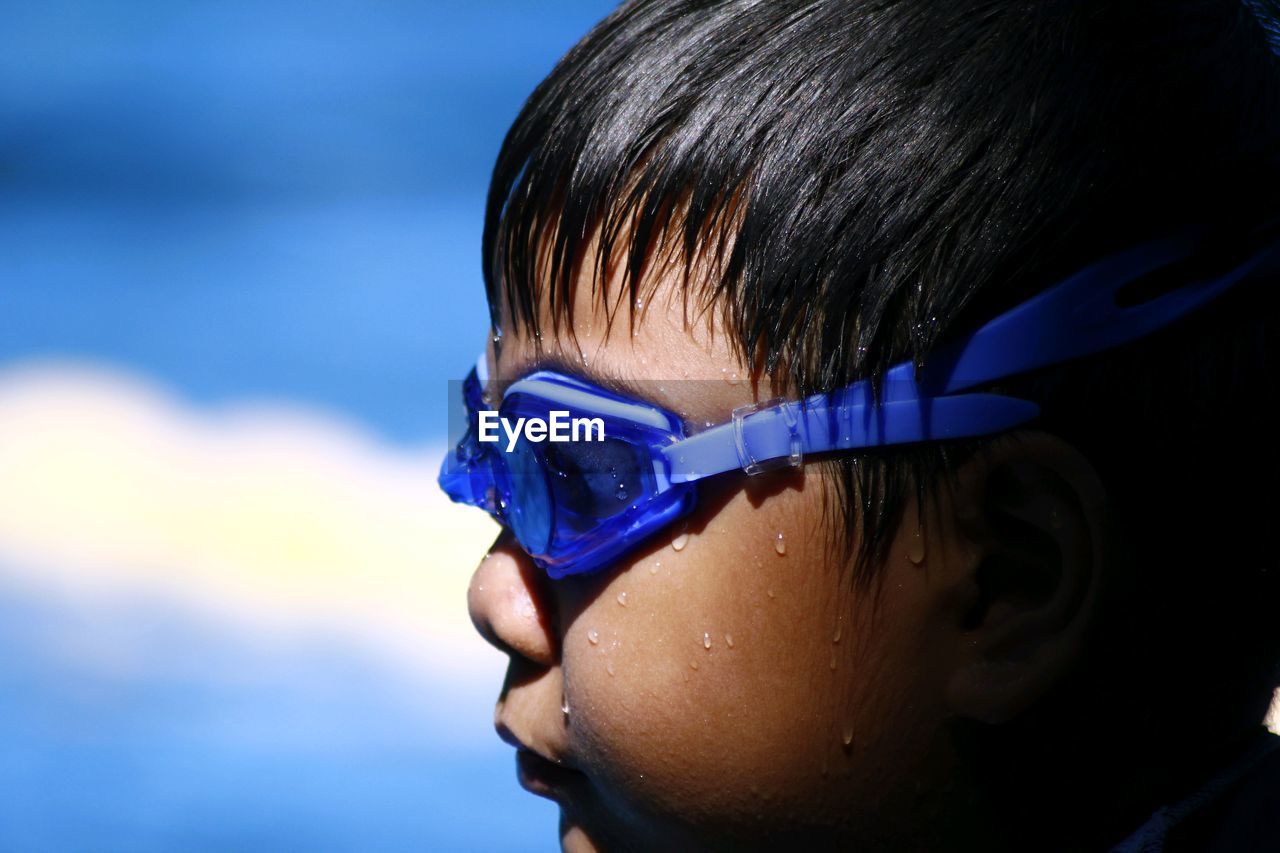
top-left (560, 826), bottom-right (598, 853)
top-left (559, 813), bottom-right (607, 853)
top-left (558, 806), bottom-right (664, 853)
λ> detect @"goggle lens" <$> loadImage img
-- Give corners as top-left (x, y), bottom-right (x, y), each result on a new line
top-left (503, 436), bottom-right (553, 555)
top-left (446, 371), bottom-right (684, 576)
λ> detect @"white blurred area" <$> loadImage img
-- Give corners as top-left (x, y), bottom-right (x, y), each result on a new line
top-left (0, 360), bottom-right (501, 686)
top-left (0, 359), bottom-right (1275, 733)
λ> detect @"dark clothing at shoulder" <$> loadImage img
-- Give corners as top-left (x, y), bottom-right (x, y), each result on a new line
top-left (1116, 730), bottom-right (1280, 853)
top-left (1170, 734), bottom-right (1280, 853)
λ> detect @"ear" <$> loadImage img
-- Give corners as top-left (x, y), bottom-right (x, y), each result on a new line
top-left (942, 431), bottom-right (1108, 725)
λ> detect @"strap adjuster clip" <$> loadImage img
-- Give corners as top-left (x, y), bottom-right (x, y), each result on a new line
top-left (731, 398), bottom-right (804, 476)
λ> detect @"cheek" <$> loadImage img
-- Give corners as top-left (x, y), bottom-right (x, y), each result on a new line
top-left (557, 476), bottom-right (915, 837)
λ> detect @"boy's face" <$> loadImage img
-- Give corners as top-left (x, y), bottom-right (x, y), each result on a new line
top-left (467, 265), bottom-right (966, 851)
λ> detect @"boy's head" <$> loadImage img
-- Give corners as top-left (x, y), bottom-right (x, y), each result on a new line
top-left (462, 1), bottom-right (1280, 850)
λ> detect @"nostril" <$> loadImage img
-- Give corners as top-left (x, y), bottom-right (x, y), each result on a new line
top-left (467, 536), bottom-right (560, 667)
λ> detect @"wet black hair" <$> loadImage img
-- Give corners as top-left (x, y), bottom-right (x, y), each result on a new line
top-left (481, 0), bottom-right (1280, 815)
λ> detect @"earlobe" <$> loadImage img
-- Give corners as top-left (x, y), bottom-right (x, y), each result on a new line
top-left (944, 432), bottom-right (1108, 725)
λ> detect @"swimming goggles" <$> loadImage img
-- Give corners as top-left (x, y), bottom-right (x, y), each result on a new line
top-left (440, 222), bottom-right (1280, 578)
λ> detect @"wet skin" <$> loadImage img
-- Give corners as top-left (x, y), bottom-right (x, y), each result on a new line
top-left (465, 256), bottom-right (1105, 851)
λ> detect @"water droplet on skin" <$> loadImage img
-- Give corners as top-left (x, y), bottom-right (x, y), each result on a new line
top-left (724, 633), bottom-right (734, 648)
top-left (833, 620), bottom-right (843, 644)
top-left (774, 532), bottom-right (787, 555)
top-left (689, 660), bottom-right (700, 670)
top-left (588, 629), bottom-right (599, 645)
top-left (606, 661), bottom-right (616, 677)
top-left (561, 696), bottom-right (570, 717)
top-left (907, 528), bottom-right (926, 565)
top-left (830, 651), bottom-right (839, 670)
top-left (767, 588), bottom-right (776, 599)
top-left (842, 725), bottom-right (854, 748)
top-left (703, 632), bottom-right (712, 650)
top-left (672, 531), bottom-right (689, 551)
top-left (649, 560), bottom-right (661, 575)
top-left (617, 591), bottom-right (628, 607)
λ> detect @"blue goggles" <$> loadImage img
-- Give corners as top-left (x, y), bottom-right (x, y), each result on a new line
top-left (441, 222), bottom-right (1280, 578)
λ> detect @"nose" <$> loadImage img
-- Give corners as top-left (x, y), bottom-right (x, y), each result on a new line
top-left (468, 532), bottom-right (559, 667)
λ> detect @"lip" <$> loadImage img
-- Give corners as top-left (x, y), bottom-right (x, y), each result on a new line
top-left (496, 721), bottom-right (585, 800)
top-left (515, 747), bottom-right (586, 800)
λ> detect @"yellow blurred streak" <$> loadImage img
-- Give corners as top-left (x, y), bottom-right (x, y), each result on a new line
top-left (1, 361), bottom-right (1275, 728)
top-left (0, 361), bottom-right (501, 680)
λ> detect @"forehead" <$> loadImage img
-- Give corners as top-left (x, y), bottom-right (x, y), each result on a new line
top-left (489, 238), bottom-right (773, 426)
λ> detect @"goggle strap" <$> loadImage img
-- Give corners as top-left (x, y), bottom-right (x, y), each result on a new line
top-left (913, 220), bottom-right (1280, 398)
top-left (664, 223), bottom-right (1280, 483)
top-left (664, 393), bottom-right (1039, 483)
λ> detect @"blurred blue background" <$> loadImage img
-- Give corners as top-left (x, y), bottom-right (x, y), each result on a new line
top-left (0, 2), bottom-right (615, 850)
